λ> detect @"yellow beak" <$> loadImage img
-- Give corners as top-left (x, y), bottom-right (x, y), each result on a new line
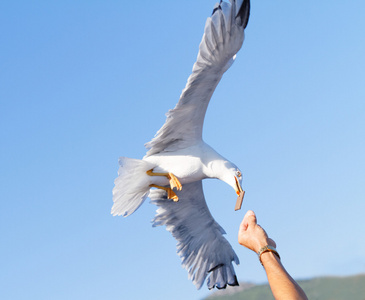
top-left (234, 176), bottom-right (243, 195)
top-left (234, 176), bottom-right (245, 211)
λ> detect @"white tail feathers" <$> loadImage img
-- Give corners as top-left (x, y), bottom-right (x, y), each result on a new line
top-left (111, 157), bottom-right (155, 217)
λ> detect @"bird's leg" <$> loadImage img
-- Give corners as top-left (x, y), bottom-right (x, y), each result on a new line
top-left (146, 169), bottom-right (182, 191)
top-left (149, 184), bottom-right (179, 202)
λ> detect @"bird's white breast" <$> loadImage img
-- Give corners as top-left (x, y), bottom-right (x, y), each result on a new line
top-left (143, 141), bottom-right (222, 185)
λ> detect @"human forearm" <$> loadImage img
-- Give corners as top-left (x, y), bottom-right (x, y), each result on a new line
top-left (238, 211), bottom-right (308, 300)
top-left (261, 251), bottom-right (308, 300)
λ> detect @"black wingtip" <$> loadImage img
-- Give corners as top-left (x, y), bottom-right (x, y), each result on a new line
top-left (211, 1), bottom-right (223, 16)
top-left (236, 0), bottom-right (251, 29)
top-left (229, 275), bottom-right (239, 287)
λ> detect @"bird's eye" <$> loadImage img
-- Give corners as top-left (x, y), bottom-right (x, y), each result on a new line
top-left (236, 171), bottom-right (242, 178)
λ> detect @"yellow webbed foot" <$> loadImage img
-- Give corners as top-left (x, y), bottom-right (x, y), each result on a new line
top-left (167, 188), bottom-right (179, 202)
top-left (167, 173), bottom-right (182, 191)
top-left (149, 184), bottom-right (179, 202)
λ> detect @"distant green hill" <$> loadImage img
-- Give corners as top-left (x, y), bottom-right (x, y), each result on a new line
top-left (205, 274), bottom-right (365, 300)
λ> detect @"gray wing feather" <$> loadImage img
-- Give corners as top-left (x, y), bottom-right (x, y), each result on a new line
top-left (149, 181), bottom-right (239, 290)
top-left (145, 0), bottom-right (250, 157)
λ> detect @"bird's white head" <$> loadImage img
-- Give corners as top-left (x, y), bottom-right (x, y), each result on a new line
top-left (210, 160), bottom-right (244, 196)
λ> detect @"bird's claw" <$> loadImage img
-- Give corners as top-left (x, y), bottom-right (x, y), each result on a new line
top-left (147, 169), bottom-right (182, 192)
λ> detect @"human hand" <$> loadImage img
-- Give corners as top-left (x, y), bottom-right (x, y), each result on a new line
top-left (238, 210), bottom-right (276, 253)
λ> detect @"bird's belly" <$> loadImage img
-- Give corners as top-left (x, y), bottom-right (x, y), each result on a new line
top-left (143, 154), bottom-right (205, 185)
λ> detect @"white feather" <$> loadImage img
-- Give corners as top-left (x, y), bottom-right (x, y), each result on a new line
top-left (111, 157), bottom-right (155, 217)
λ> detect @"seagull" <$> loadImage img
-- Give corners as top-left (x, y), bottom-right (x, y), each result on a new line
top-left (112, 0), bottom-right (250, 290)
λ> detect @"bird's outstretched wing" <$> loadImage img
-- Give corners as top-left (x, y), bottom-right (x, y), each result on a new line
top-left (149, 181), bottom-right (239, 290)
top-left (145, 0), bottom-right (250, 157)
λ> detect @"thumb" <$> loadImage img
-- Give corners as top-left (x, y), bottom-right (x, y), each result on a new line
top-left (241, 210), bottom-right (257, 230)
top-left (245, 210), bottom-right (257, 224)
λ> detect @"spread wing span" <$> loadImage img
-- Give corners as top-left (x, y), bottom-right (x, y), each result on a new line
top-left (145, 0), bottom-right (250, 156)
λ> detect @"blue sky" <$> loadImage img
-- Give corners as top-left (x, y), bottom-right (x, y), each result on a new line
top-left (1, 1), bottom-right (364, 299)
